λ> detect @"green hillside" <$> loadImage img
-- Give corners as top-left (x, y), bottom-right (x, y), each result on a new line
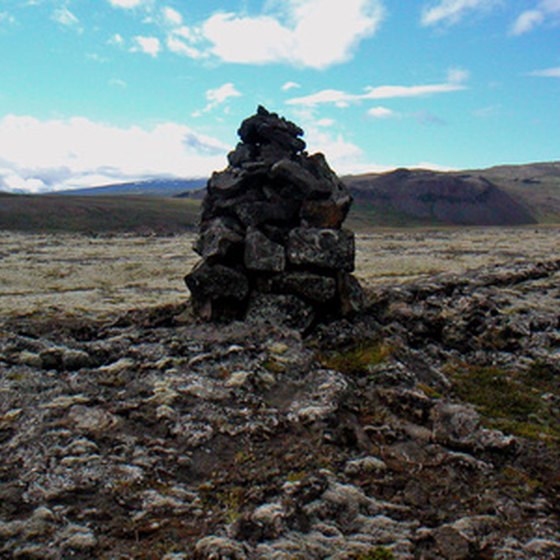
top-left (0, 195), bottom-right (201, 233)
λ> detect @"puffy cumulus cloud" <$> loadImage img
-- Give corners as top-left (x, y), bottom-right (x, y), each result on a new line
top-left (195, 83), bottom-right (242, 114)
top-left (286, 70), bottom-right (469, 107)
top-left (202, 0), bottom-right (385, 69)
top-left (304, 127), bottom-right (373, 175)
top-left (0, 115), bottom-right (229, 193)
top-left (511, 0), bottom-right (560, 35)
top-left (104, 0), bottom-right (383, 67)
top-left (162, 6), bottom-right (182, 26)
top-left (131, 35), bottom-right (161, 57)
top-left (421, 0), bottom-right (500, 27)
top-left (367, 106), bottom-right (398, 119)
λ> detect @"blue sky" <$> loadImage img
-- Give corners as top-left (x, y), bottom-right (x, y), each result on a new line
top-left (0, 0), bottom-right (559, 192)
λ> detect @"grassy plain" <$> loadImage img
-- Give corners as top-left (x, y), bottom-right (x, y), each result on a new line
top-left (1, 227), bottom-right (558, 320)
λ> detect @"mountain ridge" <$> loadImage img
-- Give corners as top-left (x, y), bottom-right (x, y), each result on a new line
top-left (1, 161), bottom-right (558, 231)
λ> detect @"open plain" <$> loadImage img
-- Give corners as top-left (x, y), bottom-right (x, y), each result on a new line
top-left (1, 227), bottom-right (559, 320)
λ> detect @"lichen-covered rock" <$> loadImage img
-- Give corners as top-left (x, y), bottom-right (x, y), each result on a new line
top-left (246, 293), bottom-right (315, 332)
top-left (244, 228), bottom-right (285, 272)
top-left (287, 228), bottom-right (355, 271)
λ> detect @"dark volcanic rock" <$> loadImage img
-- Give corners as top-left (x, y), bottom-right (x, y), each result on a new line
top-left (194, 217), bottom-right (244, 260)
top-left (246, 293), bottom-right (315, 332)
top-left (244, 228), bottom-right (285, 272)
top-left (287, 228), bottom-right (355, 272)
top-left (185, 261), bottom-right (249, 302)
top-left (185, 106), bottom-right (363, 326)
top-left (266, 272), bottom-right (337, 303)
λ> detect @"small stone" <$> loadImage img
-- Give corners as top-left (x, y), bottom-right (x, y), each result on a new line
top-left (228, 143), bottom-right (253, 166)
top-left (62, 348), bottom-right (92, 370)
top-left (300, 194), bottom-right (352, 228)
top-left (433, 525), bottom-right (472, 560)
top-left (235, 200), bottom-right (298, 228)
top-left (185, 261), bottom-right (249, 301)
top-left (99, 357), bottom-right (134, 375)
top-left (337, 272), bottom-right (366, 316)
top-left (246, 293), bottom-right (315, 332)
top-left (68, 405), bottom-right (119, 434)
top-left (18, 350), bottom-right (42, 368)
top-left (226, 371), bottom-right (252, 387)
top-left (345, 456), bottom-right (387, 475)
top-left (244, 228), bottom-right (286, 272)
top-left (267, 272), bottom-right (337, 303)
top-left (271, 158), bottom-right (331, 198)
top-left (60, 524), bottom-right (97, 550)
top-left (207, 168), bottom-right (247, 196)
top-left (287, 228), bottom-right (355, 271)
top-left (194, 217), bottom-right (243, 260)
top-left (195, 536), bottom-right (248, 560)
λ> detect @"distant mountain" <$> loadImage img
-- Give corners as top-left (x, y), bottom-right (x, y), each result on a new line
top-left (1, 162), bottom-right (558, 232)
top-left (345, 168), bottom-right (537, 226)
top-left (53, 178), bottom-right (207, 197)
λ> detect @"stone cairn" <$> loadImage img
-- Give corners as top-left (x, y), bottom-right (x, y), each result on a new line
top-left (185, 106), bottom-right (364, 330)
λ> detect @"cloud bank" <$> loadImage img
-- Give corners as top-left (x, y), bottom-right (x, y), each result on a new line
top-left (109, 0), bottom-right (385, 69)
top-left (286, 69), bottom-right (468, 107)
top-left (0, 115), bottom-right (229, 193)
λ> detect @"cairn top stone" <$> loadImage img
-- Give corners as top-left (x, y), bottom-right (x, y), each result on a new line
top-left (237, 105), bottom-right (306, 154)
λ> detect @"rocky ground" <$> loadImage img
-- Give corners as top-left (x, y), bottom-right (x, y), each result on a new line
top-left (1, 256), bottom-right (559, 559)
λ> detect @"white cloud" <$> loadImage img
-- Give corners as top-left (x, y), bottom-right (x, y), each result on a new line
top-left (108, 33), bottom-right (124, 46)
top-left (511, 0), bottom-right (560, 34)
top-left (510, 10), bottom-right (544, 35)
top-left (282, 81), bottom-right (301, 91)
top-left (529, 66), bottom-right (560, 77)
top-left (0, 115), bottom-right (230, 193)
top-left (101, 0), bottom-right (384, 68)
top-left (421, 0), bottom-right (500, 27)
top-left (287, 71), bottom-right (468, 107)
top-left (166, 36), bottom-right (204, 59)
top-left (368, 106), bottom-right (398, 119)
top-left (108, 0), bottom-right (147, 8)
top-left (200, 83), bottom-right (242, 113)
top-left (131, 36), bottom-right (161, 57)
top-left (162, 6), bottom-right (182, 26)
top-left (202, 0), bottom-right (385, 69)
top-left (51, 6), bottom-right (80, 29)
top-left (316, 118), bottom-right (335, 127)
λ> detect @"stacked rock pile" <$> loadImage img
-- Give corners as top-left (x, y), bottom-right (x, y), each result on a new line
top-left (185, 106), bottom-right (364, 329)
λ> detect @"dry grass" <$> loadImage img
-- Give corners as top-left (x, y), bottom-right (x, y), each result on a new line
top-left (1, 226), bottom-right (559, 320)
